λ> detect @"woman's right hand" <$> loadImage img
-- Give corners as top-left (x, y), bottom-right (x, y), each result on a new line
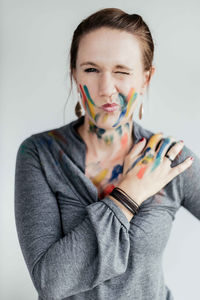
top-left (117, 133), bottom-right (194, 206)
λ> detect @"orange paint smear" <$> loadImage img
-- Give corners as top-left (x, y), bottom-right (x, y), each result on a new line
top-left (137, 165), bottom-right (147, 179)
top-left (127, 87), bottom-right (135, 103)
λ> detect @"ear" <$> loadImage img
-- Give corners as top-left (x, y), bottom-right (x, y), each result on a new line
top-left (140, 65), bottom-right (156, 95)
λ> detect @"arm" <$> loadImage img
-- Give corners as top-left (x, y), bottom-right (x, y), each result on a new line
top-left (14, 137), bottom-right (131, 299)
top-left (179, 145), bottom-right (200, 220)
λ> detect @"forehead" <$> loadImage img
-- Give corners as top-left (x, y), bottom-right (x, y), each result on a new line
top-left (76, 27), bottom-right (142, 67)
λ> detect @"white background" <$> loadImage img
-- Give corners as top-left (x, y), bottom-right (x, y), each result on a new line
top-left (1, 0), bottom-right (200, 299)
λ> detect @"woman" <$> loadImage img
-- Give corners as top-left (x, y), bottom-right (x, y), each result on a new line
top-left (15, 8), bottom-right (200, 300)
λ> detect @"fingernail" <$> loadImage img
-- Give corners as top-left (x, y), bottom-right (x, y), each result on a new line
top-left (180, 140), bottom-right (184, 143)
top-left (190, 156), bottom-right (194, 161)
top-left (139, 137), bottom-right (145, 142)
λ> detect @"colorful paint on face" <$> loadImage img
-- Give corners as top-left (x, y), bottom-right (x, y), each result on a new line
top-left (151, 138), bottom-right (171, 172)
top-left (79, 84), bottom-right (99, 122)
top-left (112, 88), bottom-right (138, 128)
top-left (80, 84), bottom-right (137, 128)
top-left (102, 113), bottom-right (109, 123)
top-left (115, 125), bottom-right (123, 136)
top-left (108, 164), bottom-right (123, 182)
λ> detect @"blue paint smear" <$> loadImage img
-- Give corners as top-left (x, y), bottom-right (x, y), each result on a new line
top-left (109, 164), bottom-right (123, 182)
top-left (125, 147), bottom-right (151, 175)
top-left (112, 108), bottom-right (127, 127)
top-left (157, 138), bottom-right (171, 158)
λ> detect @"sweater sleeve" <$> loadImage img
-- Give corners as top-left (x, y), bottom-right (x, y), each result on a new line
top-left (14, 137), bottom-right (131, 300)
top-left (179, 145), bottom-right (200, 220)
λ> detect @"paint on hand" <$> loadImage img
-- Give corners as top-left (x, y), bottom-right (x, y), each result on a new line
top-left (136, 150), bottom-right (154, 179)
top-left (151, 138), bottom-right (171, 172)
top-left (137, 165), bottom-right (148, 179)
top-left (125, 147), bottom-right (151, 175)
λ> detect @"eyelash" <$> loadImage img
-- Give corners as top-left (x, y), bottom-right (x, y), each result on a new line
top-left (84, 68), bottom-right (130, 75)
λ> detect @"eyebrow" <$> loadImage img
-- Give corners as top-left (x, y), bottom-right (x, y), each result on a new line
top-left (80, 61), bottom-right (133, 71)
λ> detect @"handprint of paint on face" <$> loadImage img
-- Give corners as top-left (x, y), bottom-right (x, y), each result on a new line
top-left (79, 84), bottom-right (138, 127)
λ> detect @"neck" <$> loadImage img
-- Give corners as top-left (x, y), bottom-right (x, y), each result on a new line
top-left (78, 115), bottom-right (134, 160)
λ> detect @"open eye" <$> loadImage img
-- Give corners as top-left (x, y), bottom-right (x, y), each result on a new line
top-left (84, 68), bottom-right (99, 73)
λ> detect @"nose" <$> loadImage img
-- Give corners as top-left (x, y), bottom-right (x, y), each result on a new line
top-left (98, 72), bottom-right (117, 100)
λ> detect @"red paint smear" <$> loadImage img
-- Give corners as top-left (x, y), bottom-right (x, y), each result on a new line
top-left (137, 166), bottom-right (147, 179)
top-left (79, 84), bottom-right (87, 110)
top-left (99, 184), bottom-right (115, 199)
top-left (121, 132), bottom-right (128, 148)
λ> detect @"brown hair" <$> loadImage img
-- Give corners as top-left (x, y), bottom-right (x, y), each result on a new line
top-left (65, 8), bottom-right (155, 121)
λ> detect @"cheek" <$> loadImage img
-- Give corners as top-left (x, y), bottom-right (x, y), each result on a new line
top-left (119, 87), bottom-right (138, 109)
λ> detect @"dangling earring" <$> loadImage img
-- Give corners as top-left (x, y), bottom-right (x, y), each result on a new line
top-left (75, 93), bottom-right (83, 118)
top-left (139, 100), bottom-right (144, 120)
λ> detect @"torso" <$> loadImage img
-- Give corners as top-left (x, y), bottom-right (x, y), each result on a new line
top-left (75, 122), bottom-right (129, 200)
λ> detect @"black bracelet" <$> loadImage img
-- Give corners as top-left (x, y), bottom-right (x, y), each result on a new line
top-left (110, 187), bottom-right (140, 215)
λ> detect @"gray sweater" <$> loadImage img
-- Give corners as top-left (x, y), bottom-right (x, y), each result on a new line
top-left (14, 116), bottom-right (200, 300)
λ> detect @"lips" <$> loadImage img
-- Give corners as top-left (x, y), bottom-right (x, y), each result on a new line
top-left (101, 103), bottom-right (118, 108)
top-left (101, 103), bottom-right (119, 113)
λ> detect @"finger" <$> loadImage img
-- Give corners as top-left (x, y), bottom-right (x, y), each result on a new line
top-left (129, 138), bottom-right (146, 159)
top-left (169, 156), bottom-right (194, 179)
top-left (144, 133), bottom-right (163, 152)
top-left (151, 136), bottom-right (175, 172)
top-left (164, 140), bottom-right (184, 162)
top-left (156, 136), bottom-right (176, 160)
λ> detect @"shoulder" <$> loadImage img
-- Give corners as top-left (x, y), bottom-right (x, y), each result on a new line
top-left (132, 120), bottom-right (155, 143)
top-left (17, 122), bottom-right (72, 154)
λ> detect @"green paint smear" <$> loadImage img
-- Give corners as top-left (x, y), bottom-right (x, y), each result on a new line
top-left (151, 157), bottom-right (161, 172)
top-left (83, 85), bottom-right (96, 106)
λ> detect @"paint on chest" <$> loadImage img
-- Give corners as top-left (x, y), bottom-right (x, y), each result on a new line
top-left (85, 160), bottom-right (124, 199)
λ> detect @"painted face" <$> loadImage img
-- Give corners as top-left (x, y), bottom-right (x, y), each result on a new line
top-left (73, 27), bottom-right (151, 128)
top-left (79, 83), bottom-right (138, 128)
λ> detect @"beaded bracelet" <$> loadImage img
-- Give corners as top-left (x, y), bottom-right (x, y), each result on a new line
top-left (110, 187), bottom-right (140, 215)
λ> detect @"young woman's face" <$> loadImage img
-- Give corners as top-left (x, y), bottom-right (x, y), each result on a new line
top-left (73, 27), bottom-right (152, 128)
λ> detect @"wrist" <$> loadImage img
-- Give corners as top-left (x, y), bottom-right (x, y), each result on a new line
top-left (108, 195), bottom-right (134, 222)
top-left (116, 182), bottom-right (143, 206)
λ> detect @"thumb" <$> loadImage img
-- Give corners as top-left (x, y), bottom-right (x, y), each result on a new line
top-left (129, 137), bottom-right (146, 159)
